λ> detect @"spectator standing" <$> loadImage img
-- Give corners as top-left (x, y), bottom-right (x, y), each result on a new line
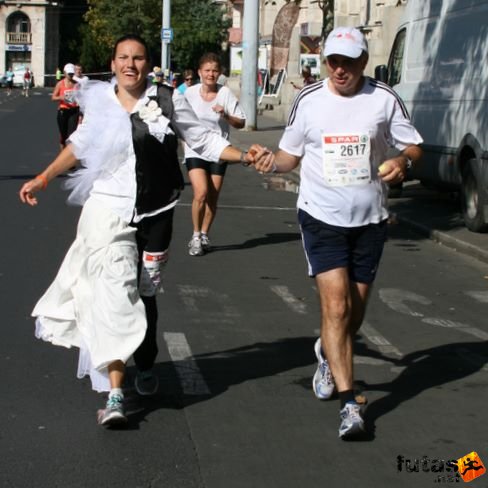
top-left (22, 67), bottom-right (32, 97)
top-left (290, 65), bottom-right (316, 90)
top-left (5, 67), bottom-right (14, 95)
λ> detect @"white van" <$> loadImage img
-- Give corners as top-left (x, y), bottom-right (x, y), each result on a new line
top-left (376, 0), bottom-right (488, 232)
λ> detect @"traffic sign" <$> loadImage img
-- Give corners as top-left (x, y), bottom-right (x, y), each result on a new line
top-left (161, 28), bottom-right (173, 43)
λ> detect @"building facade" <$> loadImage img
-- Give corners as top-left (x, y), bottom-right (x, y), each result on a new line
top-left (225, 0), bottom-right (409, 120)
top-left (0, 0), bottom-right (60, 86)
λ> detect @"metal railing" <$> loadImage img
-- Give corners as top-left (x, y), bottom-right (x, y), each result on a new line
top-left (6, 32), bottom-right (32, 44)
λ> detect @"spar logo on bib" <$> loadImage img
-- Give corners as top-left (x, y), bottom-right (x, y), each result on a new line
top-left (323, 135), bottom-right (360, 144)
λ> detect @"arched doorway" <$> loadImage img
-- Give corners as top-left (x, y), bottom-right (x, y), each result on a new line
top-left (5, 12), bottom-right (32, 73)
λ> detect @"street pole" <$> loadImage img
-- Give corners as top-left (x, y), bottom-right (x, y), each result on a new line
top-left (241, 0), bottom-right (259, 130)
top-left (161, 0), bottom-right (171, 73)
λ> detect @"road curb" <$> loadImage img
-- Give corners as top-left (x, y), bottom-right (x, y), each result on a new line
top-left (392, 213), bottom-right (488, 265)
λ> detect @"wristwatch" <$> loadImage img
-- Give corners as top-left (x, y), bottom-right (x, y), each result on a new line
top-left (240, 151), bottom-right (250, 167)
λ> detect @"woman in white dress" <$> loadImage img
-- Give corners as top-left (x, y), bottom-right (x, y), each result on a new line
top-left (184, 53), bottom-right (246, 256)
top-left (19, 35), bottom-right (266, 427)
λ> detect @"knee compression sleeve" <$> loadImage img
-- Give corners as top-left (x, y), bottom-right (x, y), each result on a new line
top-left (139, 250), bottom-right (169, 297)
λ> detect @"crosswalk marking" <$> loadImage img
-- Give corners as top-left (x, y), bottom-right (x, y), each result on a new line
top-left (361, 322), bottom-right (403, 357)
top-left (163, 332), bottom-right (210, 396)
top-left (464, 291), bottom-right (488, 303)
top-left (270, 285), bottom-right (307, 314)
top-left (379, 288), bottom-right (430, 317)
top-left (421, 318), bottom-right (488, 340)
top-left (177, 285), bottom-right (240, 323)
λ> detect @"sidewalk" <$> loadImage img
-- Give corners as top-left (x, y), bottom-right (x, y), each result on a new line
top-left (231, 115), bottom-right (488, 265)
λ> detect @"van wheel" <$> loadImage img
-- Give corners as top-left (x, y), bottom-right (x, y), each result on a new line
top-left (461, 158), bottom-right (488, 233)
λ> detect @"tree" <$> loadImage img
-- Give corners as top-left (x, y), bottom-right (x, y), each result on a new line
top-left (79, 0), bottom-right (230, 73)
top-left (81, 0), bottom-right (162, 71)
top-left (171, 0), bottom-right (231, 72)
top-left (59, 0), bottom-right (88, 68)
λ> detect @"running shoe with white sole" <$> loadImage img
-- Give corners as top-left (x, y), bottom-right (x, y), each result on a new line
top-left (338, 402), bottom-right (365, 439)
top-left (312, 338), bottom-right (335, 400)
top-left (188, 236), bottom-right (204, 256)
top-left (200, 234), bottom-right (211, 251)
top-left (97, 394), bottom-right (127, 427)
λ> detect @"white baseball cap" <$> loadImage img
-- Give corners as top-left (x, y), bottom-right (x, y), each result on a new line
top-left (323, 27), bottom-right (368, 59)
top-left (63, 63), bottom-right (75, 74)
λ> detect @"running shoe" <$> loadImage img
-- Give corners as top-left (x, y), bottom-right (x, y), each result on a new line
top-left (338, 402), bottom-right (365, 439)
top-left (188, 236), bottom-right (204, 256)
top-left (135, 369), bottom-right (159, 396)
top-left (97, 394), bottom-right (127, 427)
top-left (312, 338), bottom-right (335, 400)
top-left (200, 234), bottom-right (211, 251)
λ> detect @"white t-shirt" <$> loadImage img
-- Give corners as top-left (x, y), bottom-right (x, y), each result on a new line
top-left (280, 77), bottom-right (423, 227)
top-left (183, 83), bottom-right (245, 161)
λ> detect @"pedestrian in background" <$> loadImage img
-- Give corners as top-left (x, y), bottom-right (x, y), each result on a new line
top-left (290, 65), bottom-right (316, 90)
top-left (19, 34), bottom-right (260, 428)
top-left (22, 67), bottom-right (32, 97)
top-left (51, 63), bottom-right (80, 151)
top-left (177, 69), bottom-right (194, 94)
top-left (74, 63), bottom-right (89, 85)
top-left (184, 52), bottom-right (246, 256)
top-left (5, 66), bottom-right (14, 96)
top-left (253, 27), bottom-right (423, 440)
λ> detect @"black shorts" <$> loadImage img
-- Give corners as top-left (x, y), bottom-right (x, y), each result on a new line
top-left (298, 209), bottom-right (388, 284)
top-left (57, 107), bottom-right (80, 145)
top-left (132, 208), bottom-right (174, 255)
top-left (185, 157), bottom-right (228, 176)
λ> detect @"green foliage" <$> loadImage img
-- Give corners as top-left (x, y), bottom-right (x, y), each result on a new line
top-left (79, 0), bottom-right (230, 73)
top-left (171, 0), bottom-right (231, 72)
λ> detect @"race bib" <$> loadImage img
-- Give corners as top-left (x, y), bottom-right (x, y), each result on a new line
top-left (64, 89), bottom-right (76, 103)
top-left (322, 133), bottom-right (371, 187)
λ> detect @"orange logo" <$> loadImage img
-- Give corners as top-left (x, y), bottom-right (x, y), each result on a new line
top-left (457, 452), bottom-right (486, 483)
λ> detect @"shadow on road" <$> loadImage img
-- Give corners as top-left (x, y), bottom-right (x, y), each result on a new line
top-left (353, 339), bottom-right (488, 441)
top-left (209, 232), bottom-right (301, 252)
top-left (123, 336), bottom-right (316, 429)
top-left (123, 334), bottom-right (487, 439)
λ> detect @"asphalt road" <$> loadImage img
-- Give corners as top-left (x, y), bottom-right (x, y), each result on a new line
top-left (1, 88), bottom-right (487, 488)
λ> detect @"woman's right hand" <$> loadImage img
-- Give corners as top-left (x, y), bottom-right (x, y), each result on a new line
top-left (19, 176), bottom-right (47, 206)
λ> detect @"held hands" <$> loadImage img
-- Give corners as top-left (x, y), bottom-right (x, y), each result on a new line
top-left (247, 144), bottom-right (276, 174)
top-left (378, 156), bottom-right (409, 184)
top-left (19, 175), bottom-right (47, 206)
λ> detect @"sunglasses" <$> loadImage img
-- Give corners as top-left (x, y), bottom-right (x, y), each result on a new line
top-left (185, 77), bottom-right (193, 81)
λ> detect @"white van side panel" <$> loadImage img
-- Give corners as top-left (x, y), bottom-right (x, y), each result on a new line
top-left (392, 0), bottom-right (488, 187)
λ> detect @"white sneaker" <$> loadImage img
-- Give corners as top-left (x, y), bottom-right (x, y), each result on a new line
top-left (188, 236), bottom-right (204, 256)
top-left (312, 338), bottom-right (335, 400)
top-left (338, 402), bottom-right (365, 439)
top-left (200, 234), bottom-right (211, 251)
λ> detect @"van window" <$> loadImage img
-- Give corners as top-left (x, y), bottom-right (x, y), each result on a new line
top-left (387, 28), bottom-right (406, 87)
